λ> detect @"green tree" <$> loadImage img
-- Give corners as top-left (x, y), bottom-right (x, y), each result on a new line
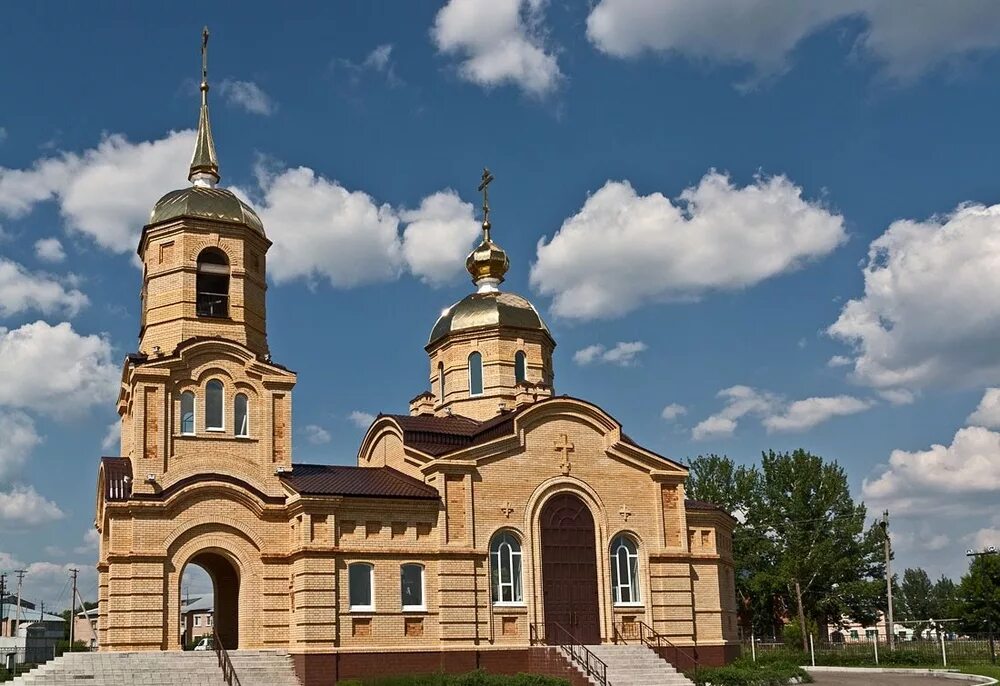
top-left (958, 555), bottom-right (1000, 634)
top-left (898, 567), bottom-right (934, 630)
top-left (932, 576), bottom-right (961, 621)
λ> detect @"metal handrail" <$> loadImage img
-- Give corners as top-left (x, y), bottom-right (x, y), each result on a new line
top-left (613, 619), bottom-right (700, 677)
top-left (530, 621), bottom-right (609, 686)
top-left (212, 629), bottom-right (242, 686)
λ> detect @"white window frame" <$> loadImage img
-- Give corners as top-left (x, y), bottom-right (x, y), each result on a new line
top-left (194, 616), bottom-right (201, 627)
top-left (205, 379), bottom-right (225, 432)
top-left (400, 563), bottom-right (426, 612)
top-left (180, 391), bottom-right (196, 436)
top-left (348, 562), bottom-right (375, 613)
top-left (611, 534), bottom-right (643, 607)
top-left (468, 352), bottom-right (484, 396)
top-left (490, 532), bottom-right (524, 606)
top-left (234, 393), bottom-right (250, 438)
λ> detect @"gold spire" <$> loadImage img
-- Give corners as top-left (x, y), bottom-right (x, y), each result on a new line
top-left (189, 27), bottom-right (220, 187)
top-left (466, 168), bottom-right (509, 290)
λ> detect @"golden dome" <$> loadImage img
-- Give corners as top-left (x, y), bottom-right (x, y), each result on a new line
top-left (428, 291), bottom-right (550, 348)
top-left (148, 187), bottom-right (264, 234)
top-left (465, 221), bottom-right (509, 285)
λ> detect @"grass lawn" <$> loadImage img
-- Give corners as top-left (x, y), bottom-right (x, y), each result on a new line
top-left (960, 665), bottom-right (1000, 679)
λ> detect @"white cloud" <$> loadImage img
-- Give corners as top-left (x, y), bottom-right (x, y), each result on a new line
top-left (573, 341), bottom-right (648, 366)
top-left (585, 1), bottom-right (1000, 86)
top-left (828, 355), bottom-right (851, 368)
top-left (969, 389), bottom-right (1000, 429)
top-left (33, 237), bottom-right (66, 263)
top-left (879, 389), bottom-right (916, 406)
top-left (0, 321), bottom-right (118, 416)
top-left (531, 173), bottom-right (845, 320)
top-left (0, 484), bottom-right (64, 526)
top-left (348, 411), bottom-right (376, 429)
top-left (75, 528), bottom-right (100, 555)
top-left (0, 257), bottom-right (87, 318)
top-left (365, 44), bottom-right (394, 72)
top-left (692, 385), bottom-right (871, 440)
top-left (400, 190), bottom-right (481, 286)
top-left (219, 80), bottom-right (276, 116)
top-left (660, 403), bottom-right (687, 421)
top-left (302, 424), bottom-right (331, 445)
top-left (101, 421), bottom-right (120, 453)
top-left (762, 395), bottom-right (872, 432)
top-left (0, 411), bottom-right (40, 480)
top-left (0, 130), bottom-right (195, 253)
top-left (432, 0), bottom-right (562, 96)
top-left (0, 552), bottom-right (100, 608)
top-left (829, 202), bottom-right (1000, 394)
top-left (334, 44), bottom-right (402, 88)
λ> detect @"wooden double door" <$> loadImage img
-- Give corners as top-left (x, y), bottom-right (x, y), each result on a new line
top-left (540, 492), bottom-right (602, 644)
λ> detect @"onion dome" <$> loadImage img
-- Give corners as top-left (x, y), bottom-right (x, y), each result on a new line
top-left (146, 27), bottom-right (264, 235)
top-left (428, 291), bottom-right (550, 347)
top-left (465, 220), bottom-right (509, 288)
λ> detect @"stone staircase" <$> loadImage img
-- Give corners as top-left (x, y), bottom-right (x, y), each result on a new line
top-left (6, 649), bottom-right (301, 686)
top-left (570, 644), bottom-right (696, 686)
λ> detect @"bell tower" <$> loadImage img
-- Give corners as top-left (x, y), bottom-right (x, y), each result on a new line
top-left (138, 27), bottom-right (270, 359)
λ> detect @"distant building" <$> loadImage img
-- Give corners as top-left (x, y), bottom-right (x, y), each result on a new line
top-left (74, 609), bottom-right (99, 649)
top-left (180, 594), bottom-right (214, 646)
top-left (0, 597), bottom-right (66, 665)
top-left (828, 612), bottom-right (913, 642)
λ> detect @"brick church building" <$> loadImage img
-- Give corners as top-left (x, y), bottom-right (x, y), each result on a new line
top-left (95, 32), bottom-right (739, 685)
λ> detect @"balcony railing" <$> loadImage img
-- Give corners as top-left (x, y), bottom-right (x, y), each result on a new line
top-left (196, 292), bottom-right (229, 318)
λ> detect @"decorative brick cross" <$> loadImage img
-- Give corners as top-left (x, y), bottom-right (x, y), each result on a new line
top-left (501, 500), bottom-right (515, 518)
top-left (553, 434), bottom-right (574, 475)
top-left (619, 505), bottom-right (632, 522)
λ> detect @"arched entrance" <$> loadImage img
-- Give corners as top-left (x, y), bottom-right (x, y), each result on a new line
top-left (181, 550), bottom-right (240, 649)
top-left (540, 492), bottom-right (601, 644)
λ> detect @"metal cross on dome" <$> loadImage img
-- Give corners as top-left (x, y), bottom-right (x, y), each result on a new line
top-left (478, 168), bottom-right (495, 227)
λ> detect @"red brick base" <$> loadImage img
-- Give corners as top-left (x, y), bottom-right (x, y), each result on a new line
top-left (291, 643), bottom-right (738, 685)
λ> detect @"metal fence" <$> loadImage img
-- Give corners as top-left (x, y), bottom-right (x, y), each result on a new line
top-left (744, 635), bottom-right (999, 667)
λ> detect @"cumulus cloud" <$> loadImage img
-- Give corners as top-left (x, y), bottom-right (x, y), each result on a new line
top-left (0, 130), bottom-right (195, 252)
top-left (349, 411), bottom-right (376, 429)
top-left (258, 165), bottom-right (480, 288)
top-left (0, 321), bottom-right (118, 416)
top-left (968, 389), bottom-right (1000, 429)
top-left (692, 385), bottom-right (871, 440)
top-left (829, 202), bottom-right (1000, 394)
top-left (0, 551), bottom-right (99, 607)
top-left (400, 190), bottom-right (481, 286)
top-left (302, 424), bottom-right (332, 445)
top-left (0, 411), bottom-right (41, 480)
top-left (75, 528), bottom-right (100, 554)
top-left (0, 257), bottom-right (87, 318)
top-left (585, 1), bottom-right (1000, 86)
top-left (0, 484), bottom-right (64, 526)
top-left (531, 173), bottom-right (845, 320)
top-left (828, 355), bottom-right (851, 368)
top-left (101, 421), bottom-right (120, 453)
top-left (573, 341), bottom-right (647, 366)
top-left (660, 403), bottom-right (687, 421)
top-left (432, 0), bottom-right (562, 96)
top-left (219, 80), bottom-right (276, 116)
top-left (34, 237), bottom-right (66, 263)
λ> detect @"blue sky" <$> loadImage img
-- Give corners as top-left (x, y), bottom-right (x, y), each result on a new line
top-left (3, 1), bottom-right (1000, 607)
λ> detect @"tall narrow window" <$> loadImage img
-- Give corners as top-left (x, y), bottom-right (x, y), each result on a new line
top-left (234, 393), bottom-right (249, 437)
top-left (400, 564), bottom-right (425, 611)
top-left (468, 352), bottom-right (483, 396)
top-left (196, 248), bottom-right (230, 318)
top-left (514, 351), bottom-right (527, 384)
top-left (349, 563), bottom-right (374, 612)
top-left (490, 532), bottom-right (523, 604)
top-left (610, 535), bottom-right (641, 605)
top-left (438, 362), bottom-right (445, 402)
top-left (180, 391), bottom-right (195, 435)
top-left (206, 380), bottom-right (224, 431)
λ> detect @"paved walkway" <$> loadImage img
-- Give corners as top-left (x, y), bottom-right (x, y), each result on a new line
top-left (810, 671), bottom-right (989, 685)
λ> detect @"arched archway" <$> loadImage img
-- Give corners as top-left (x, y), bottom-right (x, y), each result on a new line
top-left (540, 492), bottom-right (601, 644)
top-left (180, 549), bottom-right (240, 649)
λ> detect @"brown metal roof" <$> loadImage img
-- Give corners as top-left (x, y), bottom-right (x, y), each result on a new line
top-left (382, 410), bottom-right (518, 456)
top-left (685, 498), bottom-right (736, 520)
top-left (281, 464), bottom-right (439, 500)
top-left (101, 457), bottom-right (132, 501)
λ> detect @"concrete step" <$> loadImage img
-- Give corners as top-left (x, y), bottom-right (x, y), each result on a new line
top-left (560, 644), bottom-right (696, 686)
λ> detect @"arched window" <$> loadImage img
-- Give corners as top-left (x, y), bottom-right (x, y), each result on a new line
top-left (468, 352), bottom-right (483, 396)
top-left (514, 351), bottom-right (527, 384)
top-left (438, 362), bottom-right (445, 402)
top-left (196, 248), bottom-right (229, 318)
top-left (180, 391), bottom-right (195, 435)
top-left (349, 562), bottom-right (374, 612)
top-left (610, 534), bottom-right (641, 605)
top-left (490, 532), bottom-right (523, 604)
top-left (400, 564), bottom-right (425, 611)
top-left (234, 393), bottom-right (249, 437)
top-left (205, 379), bottom-right (224, 431)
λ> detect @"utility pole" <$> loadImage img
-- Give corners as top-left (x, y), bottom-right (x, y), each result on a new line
top-left (13, 569), bottom-right (26, 636)
top-left (0, 572), bottom-right (6, 632)
top-left (69, 569), bottom-right (78, 647)
top-left (881, 510), bottom-right (895, 651)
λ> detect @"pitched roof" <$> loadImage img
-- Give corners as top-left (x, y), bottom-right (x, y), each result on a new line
top-left (381, 409), bottom-right (519, 456)
top-left (280, 464), bottom-right (439, 500)
top-left (685, 498), bottom-right (737, 520)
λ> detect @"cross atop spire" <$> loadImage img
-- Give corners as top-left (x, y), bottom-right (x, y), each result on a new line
top-left (477, 168), bottom-right (495, 241)
top-left (189, 26), bottom-right (220, 187)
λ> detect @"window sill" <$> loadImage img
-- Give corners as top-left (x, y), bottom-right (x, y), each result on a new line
top-left (613, 602), bottom-right (645, 609)
top-left (492, 602), bottom-right (527, 609)
top-left (174, 433), bottom-right (258, 443)
top-left (350, 607), bottom-right (375, 613)
top-left (206, 428), bottom-right (226, 433)
top-left (402, 607), bottom-right (427, 613)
